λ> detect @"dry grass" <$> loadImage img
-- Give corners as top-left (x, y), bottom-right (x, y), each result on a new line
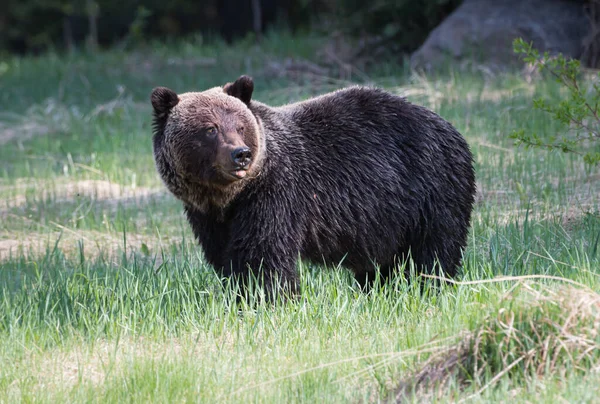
top-left (0, 99), bottom-right (75, 146)
top-left (0, 228), bottom-right (182, 263)
top-left (6, 336), bottom-right (191, 395)
top-left (395, 283), bottom-right (600, 402)
top-left (392, 73), bottom-right (536, 110)
top-left (0, 178), bottom-right (176, 261)
top-left (2, 179), bottom-right (164, 210)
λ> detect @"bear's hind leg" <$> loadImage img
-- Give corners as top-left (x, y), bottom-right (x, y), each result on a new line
top-left (353, 261), bottom-right (401, 291)
top-left (353, 271), bottom-right (374, 291)
top-left (409, 238), bottom-right (462, 280)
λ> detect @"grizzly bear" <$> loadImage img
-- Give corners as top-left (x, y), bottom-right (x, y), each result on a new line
top-left (150, 75), bottom-right (476, 297)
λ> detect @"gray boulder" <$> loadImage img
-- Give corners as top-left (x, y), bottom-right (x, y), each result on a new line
top-left (411, 0), bottom-right (590, 70)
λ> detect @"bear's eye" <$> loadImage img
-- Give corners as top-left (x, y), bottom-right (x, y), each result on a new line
top-left (205, 127), bottom-right (218, 137)
top-left (237, 126), bottom-right (244, 134)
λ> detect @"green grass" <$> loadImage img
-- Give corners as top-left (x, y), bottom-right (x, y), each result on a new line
top-left (1, 31), bottom-right (599, 402)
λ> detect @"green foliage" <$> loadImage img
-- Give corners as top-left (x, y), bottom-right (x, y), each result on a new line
top-left (512, 38), bottom-right (600, 166)
top-left (1, 0), bottom-right (69, 50)
top-left (0, 0), bottom-right (312, 53)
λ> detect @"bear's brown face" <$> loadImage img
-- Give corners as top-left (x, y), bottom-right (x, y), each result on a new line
top-left (150, 76), bottom-right (264, 209)
top-left (167, 93), bottom-right (261, 185)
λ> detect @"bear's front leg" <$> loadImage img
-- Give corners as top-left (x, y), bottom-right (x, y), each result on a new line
top-left (224, 239), bottom-right (301, 300)
top-left (224, 205), bottom-right (303, 300)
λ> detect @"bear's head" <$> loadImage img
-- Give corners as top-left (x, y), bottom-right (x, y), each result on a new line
top-left (150, 75), bottom-right (265, 211)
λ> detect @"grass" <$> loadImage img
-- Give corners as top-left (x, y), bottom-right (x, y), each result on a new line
top-left (1, 30), bottom-right (599, 402)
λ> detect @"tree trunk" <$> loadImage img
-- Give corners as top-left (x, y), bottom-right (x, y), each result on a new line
top-left (62, 15), bottom-right (74, 53)
top-left (252, 0), bottom-right (263, 42)
top-left (86, 0), bottom-right (98, 51)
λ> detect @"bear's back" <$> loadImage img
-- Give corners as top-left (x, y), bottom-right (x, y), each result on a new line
top-left (249, 86), bottom-right (475, 273)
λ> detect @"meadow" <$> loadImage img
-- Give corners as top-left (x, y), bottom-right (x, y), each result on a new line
top-left (0, 32), bottom-right (599, 402)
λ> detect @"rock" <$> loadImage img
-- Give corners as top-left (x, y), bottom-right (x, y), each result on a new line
top-left (411, 0), bottom-right (590, 71)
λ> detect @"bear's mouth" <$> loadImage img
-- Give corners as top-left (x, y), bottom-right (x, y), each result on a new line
top-left (229, 169), bottom-right (248, 179)
top-left (218, 168), bottom-right (248, 181)
top-left (211, 164), bottom-right (250, 183)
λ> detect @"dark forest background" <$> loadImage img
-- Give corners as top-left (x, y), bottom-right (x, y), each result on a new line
top-left (0, 0), bottom-right (463, 55)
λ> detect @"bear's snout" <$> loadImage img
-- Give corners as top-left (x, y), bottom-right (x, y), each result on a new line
top-left (231, 147), bottom-right (252, 168)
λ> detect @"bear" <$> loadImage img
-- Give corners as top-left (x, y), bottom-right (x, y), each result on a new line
top-left (150, 75), bottom-right (476, 298)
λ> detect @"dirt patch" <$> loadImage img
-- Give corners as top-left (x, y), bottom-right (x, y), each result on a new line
top-left (0, 229), bottom-right (183, 263)
top-left (51, 179), bottom-right (164, 207)
top-left (28, 337), bottom-right (186, 389)
top-left (3, 179), bottom-right (166, 211)
top-left (15, 333), bottom-right (235, 394)
top-left (0, 179), bottom-right (179, 262)
top-left (0, 233), bottom-right (62, 261)
top-left (0, 239), bottom-right (28, 259)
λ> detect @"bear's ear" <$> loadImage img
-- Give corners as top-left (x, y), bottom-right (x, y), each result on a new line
top-left (151, 87), bottom-right (179, 117)
top-left (223, 75), bottom-right (254, 105)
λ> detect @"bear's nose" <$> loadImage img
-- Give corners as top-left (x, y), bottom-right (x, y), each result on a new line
top-left (231, 147), bottom-right (252, 167)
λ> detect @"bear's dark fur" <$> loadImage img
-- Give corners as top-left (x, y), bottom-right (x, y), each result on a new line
top-left (150, 76), bottom-right (476, 296)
